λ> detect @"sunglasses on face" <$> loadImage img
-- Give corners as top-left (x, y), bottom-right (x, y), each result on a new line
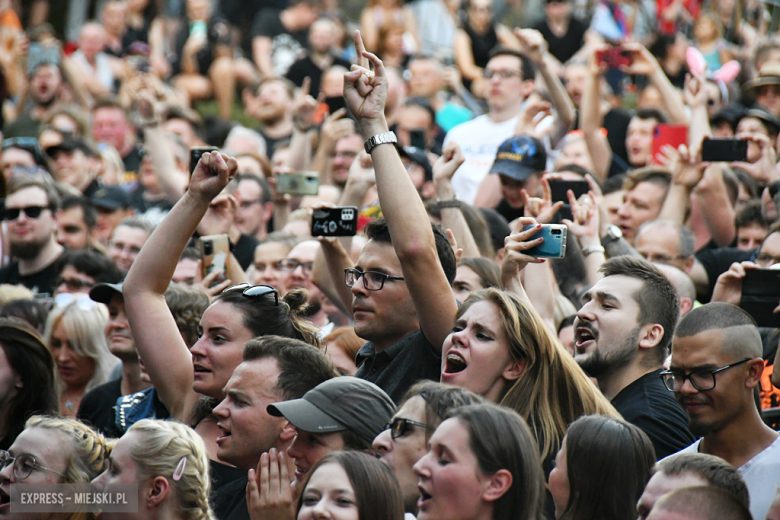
top-left (3, 206), bottom-right (49, 221)
top-left (385, 417), bottom-right (435, 440)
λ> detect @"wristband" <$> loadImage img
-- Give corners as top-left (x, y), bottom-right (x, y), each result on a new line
top-left (437, 199), bottom-right (462, 209)
top-left (582, 245), bottom-right (606, 257)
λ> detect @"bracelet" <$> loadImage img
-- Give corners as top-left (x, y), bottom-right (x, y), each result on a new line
top-left (437, 199), bottom-right (462, 209)
top-left (581, 245), bottom-right (605, 257)
top-left (294, 122), bottom-right (313, 133)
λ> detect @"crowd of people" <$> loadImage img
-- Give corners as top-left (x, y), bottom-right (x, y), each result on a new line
top-left (3, 0), bottom-right (780, 518)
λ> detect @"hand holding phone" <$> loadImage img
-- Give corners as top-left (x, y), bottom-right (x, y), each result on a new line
top-left (311, 206), bottom-right (359, 236)
top-left (740, 268), bottom-right (780, 327)
top-left (701, 137), bottom-right (748, 162)
top-left (190, 146), bottom-right (219, 174)
top-left (198, 234), bottom-right (231, 286)
top-left (276, 171), bottom-right (320, 196)
top-left (596, 47), bottom-right (632, 68)
top-left (522, 224), bottom-right (568, 258)
top-left (652, 124), bottom-right (688, 165)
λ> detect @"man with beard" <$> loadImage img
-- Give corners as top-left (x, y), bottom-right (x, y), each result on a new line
top-left (575, 256), bottom-right (694, 459)
top-left (4, 62), bottom-right (65, 138)
top-left (282, 240), bottom-right (337, 335)
top-left (243, 78), bottom-right (296, 157)
top-left (666, 302), bottom-right (780, 520)
top-left (0, 178), bottom-right (64, 295)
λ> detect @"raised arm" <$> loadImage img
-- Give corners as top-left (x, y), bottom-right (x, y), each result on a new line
top-left (581, 46), bottom-right (612, 181)
top-left (123, 152), bottom-right (238, 420)
top-left (344, 31), bottom-right (458, 351)
top-left (624, 42), bottom-right (688, 125)
top-left (434, 142), bottom-right (480, 258)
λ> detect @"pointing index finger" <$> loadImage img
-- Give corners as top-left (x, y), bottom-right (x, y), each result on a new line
top-left (354, 30), bottom-right (369, 70)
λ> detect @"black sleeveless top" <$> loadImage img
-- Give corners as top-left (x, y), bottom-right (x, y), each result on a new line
top-left (461, 20), bottom-right (499, 91)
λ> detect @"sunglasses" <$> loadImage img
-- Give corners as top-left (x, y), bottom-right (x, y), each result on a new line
top-left (385, 417), bottom-right (435, 440)
top-left (3, 206), bottom-right (49, 221)
top-left (224, 283), bottom-right (279, 305)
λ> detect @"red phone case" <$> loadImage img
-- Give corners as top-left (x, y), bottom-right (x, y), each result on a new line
top-left (651, 124), bottom-right (688, 165)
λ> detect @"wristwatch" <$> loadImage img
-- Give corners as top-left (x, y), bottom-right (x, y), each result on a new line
top-left (438, 199), bottom-right (462, 209)
top-left (601, 225), bottom-right (623, 245)
top-left (364, 132), bottom-right (397, 154)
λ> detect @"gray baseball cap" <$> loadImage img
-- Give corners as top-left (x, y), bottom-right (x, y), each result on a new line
top-left (267, 376), bottom-right (396, 444)
top-left (89, 282), bottom-right (123, 304)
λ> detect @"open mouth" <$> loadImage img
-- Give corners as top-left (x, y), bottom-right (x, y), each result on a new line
top-left (575, 327), bottom-right (596, 348)
top-left (443, 352), bottom-right (467, 374)
top-left (193, 364), bottom-right (212, 375)
top-left (417, 485), bottom-right (432, 508)
top-left (215, 424), bottom-right (231, 444)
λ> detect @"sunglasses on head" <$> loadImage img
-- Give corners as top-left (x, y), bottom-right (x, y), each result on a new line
top-left (3, 206), bottom-right (49, 221)
top-left (223, 283), bottom-right (279, 305)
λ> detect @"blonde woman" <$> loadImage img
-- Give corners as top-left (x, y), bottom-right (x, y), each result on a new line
top-left (0, 415), bottom-right (111, 520)
top-left (441, 287), bottom-right (622, 468)
top-left (92, 419), bottom-right (214, 520)
top-left (45, 295), bottom-right (118, 416)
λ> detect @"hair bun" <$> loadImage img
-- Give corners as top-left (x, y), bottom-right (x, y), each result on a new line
top-left (282, 289), bottom-right (311, 317)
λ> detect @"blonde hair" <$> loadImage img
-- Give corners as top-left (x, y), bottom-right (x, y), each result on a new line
top-left (44, 297), bottom-right (116, 393)
top-left (458, 288), bottom-right (622, 460)
top-left (25, 415), bottom-right (111, 520)
top-left (553, 294), bottom-right (577, 331)
top-left (127, 420), bottom-right (214, 520)
top-left (0, 284), bottom-right (34, 305)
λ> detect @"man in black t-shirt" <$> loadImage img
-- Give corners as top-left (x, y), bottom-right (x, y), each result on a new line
top-left (575, 256), bottom-right (695, 459)
top-left (533, 0), bottom-right (587, 64)
top-left (285, 18), bottom-right (351, 98)
top-left (0, 179), bottom-right (64, 296)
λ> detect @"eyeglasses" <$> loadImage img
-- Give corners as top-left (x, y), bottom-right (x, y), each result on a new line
top-left (345, 268), bottom-right (405, 291)
top-left (280, 259), bottom-right (314, 273)
top-left (223, 283), bottom-right (279, 305)
top-left (0, 450), bottom-right (65, 480)
top-left (385, 418), bottom-right (435, 440)
top-left (54, 277), bottom-right (95, 293)
top-left (660, 358), bottom-right (752, 392)
top-left (4, 206), bottom-right (49, 221)
top-left (482, 69), bottom-right (522, 80)
top-left (239, 199), bottom-right (263, 209)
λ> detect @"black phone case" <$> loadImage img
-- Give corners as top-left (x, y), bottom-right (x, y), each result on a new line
top-left (311, 207), bottom-right (359, 237)
top-left (740, 269), bottom-right (780, 328)
top-left (701, 139), bottom-right (748, 162)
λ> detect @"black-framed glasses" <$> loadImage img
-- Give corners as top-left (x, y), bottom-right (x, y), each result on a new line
top-left (55, 277), bottom-right (94, 292)
top-left (224, 283), bottom-right (279, 305)
top-left (344, 268), bottom-right (405, 291)
top-left (279, 259), bottom-right (314, 273)
top-left (4, 206), bottom-right (49, 221)
top-left (482, 69), bottom-right (522, 80)
top-left (660, 358), bottom-right (752, 392)
top-left (385, 418), bottom-right (435, 440)
top-left (0, 450), bottom-right (65, 480)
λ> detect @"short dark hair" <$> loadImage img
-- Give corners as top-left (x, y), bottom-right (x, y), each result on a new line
top-left (297, 452), bottom-right (404, 520)
top-left (624, 167), bottom-right (673, 192)
top-left (487, 47), bottom-right (536, 82)
top-left (6, 177), bottom-right (61, 213)
top-left (557, 314), bottom-right (576, 334)
top-left (402, 97), bottom-right (437, 128)
top-left (561, 415), bottom-right (656, 520)
top-left (655, 487), bottom-right (752, 520)
top-left (600, 256), bottom-right (679, 357)
top-left (657, 453), bottom-right (750, 509)
top-left (633, 107), bottom-right (668, 125)
top-left (179, 246), bottom-right (201, 262)
top-left (55, 250), bottom-right (123, 284)
top-left (235, 173), bottom-right (273, 204)
top-left (61, 196), bottom-right (98, 230)
top-left (603, 174), bottom-right (627, 195)
top-left (735, 200), bottom-right (768, 229)
top-left (400, 381), bottom-right (483, 441)
top-left (363, 218), bottom-right (457, 285)
top-left (674, 302), bottom-right (756, 338)
top-left (243, 335), bottom-right (335, 400)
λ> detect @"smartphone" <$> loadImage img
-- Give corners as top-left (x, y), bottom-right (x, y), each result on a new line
top-left (596, 47), bottom-right (632, 68)
top-left (522, 224), bottom-right (568, 259)
top-left (190, 146), bottom-right (218, 175)
top-left (548, 179), bottom-right (588, 223)
top-left (190, 20), bottom-right (208, 38)
top-left (740, 269), bottom-right (780, 328)
top-left (276, 171), bottom-right (320, 196)
top-left (325, 96), bottom-right (346, 114)
top-left (311, 206), bottom-right (359, 237)
top-left (701, 138), bottom-right (748, 162)
top-left (652, 124), bottom-right (688, 165)
top-left (409, 128), bottom-right (426, 150)
top-left (198, 234), bottom-right (231, 285)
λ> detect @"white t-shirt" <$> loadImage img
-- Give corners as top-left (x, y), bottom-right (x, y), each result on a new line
top-left (675, 435), bottom-right (780, 520)
top-left (443, 114), bottom-right (518, 204)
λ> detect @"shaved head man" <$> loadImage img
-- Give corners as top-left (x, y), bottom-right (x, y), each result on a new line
top-left (646, 486), bottom-right (751, 520)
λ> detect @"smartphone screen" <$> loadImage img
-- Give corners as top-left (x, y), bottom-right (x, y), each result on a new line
top-left (409, 129), bottom-right (426, 150)
top-left (701, 138), bottom-right (748, 162)
top-left (652, 124), bottom-right (688, 165)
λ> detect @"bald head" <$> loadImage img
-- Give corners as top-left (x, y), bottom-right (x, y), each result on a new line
top-left (674, 303), bottom-right (762, 359)
top-left (655, 263), bottom-right (695, 316)
top-left (647, 487), bottom-right (751, 520)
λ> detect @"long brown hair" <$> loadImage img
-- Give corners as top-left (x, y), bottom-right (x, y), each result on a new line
top-left (457, 288), bottom-right (621, 459)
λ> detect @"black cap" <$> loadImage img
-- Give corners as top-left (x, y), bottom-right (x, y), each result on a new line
top-left (489, 135), bottom-right (546, 181)
top-left (89, 282), bottom-right (123, 304)
top-left (267, 377), bottom-right (396, 444)
top-left (44, 135), bottom-right (96, 158)
top-left (91, 185), bottom-right (132, 211)
top-left (397, 145), bottom-right (433, 182)
top-left (710, 104), bottom-right (744, 130)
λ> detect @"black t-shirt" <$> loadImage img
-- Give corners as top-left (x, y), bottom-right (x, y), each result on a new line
top-left (603, 108), bottom-right (631, 165)
top-left (77, 378), bottom-right (123, 438)
top-left (355, 329), bottom-right (441, 404)
top-left (611, 368), bottom-right (696, 460)
top-left (285, 55), bottom-right (352, 99)
top-left (212, 473), bottom-right (250, 520)
top-left (494, 199), bottom-right (523, 225)
top-left (257, 129), bottom-right (291, 158)
top-left (0, 256), bottom-right (62, 296)
top-left (233, 234), bottom-right (260, 271)
top-left (694, 247), bottom-right (754, 303)
top-left (533, 17), bottom-right (588, 64)
top-left (122, 144), bottom-right (145, 179)
top-left (250, 8), bottom-right (309, 76)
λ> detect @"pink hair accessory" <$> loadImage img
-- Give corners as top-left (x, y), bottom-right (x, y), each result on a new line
top-left (173, 456), bottom-right (187, 481)
top-left (712, 61), bottom-right (741, 84)
top-left (686, 47), bottom-right (707, 76)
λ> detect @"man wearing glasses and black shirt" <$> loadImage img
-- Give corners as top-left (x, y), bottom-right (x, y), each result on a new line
top-left (0, 178), bottom-right (64, 296)
top-left (665, 302), bottom-right (780, 520)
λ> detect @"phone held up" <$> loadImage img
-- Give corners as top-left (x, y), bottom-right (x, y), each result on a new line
top-left (740, 268), bottom-right (780, 328)
top-left (276, 171), bottom-right (320, 196)
top-left (596, 47), bottom-right (632, 69)
top-left (311, 206), bottom-right (359, 237)
top-left (198, 234), bottom-right (231, 286)
top-left (700, 138), bottom-right (748, 162)
top-left (522, 224), bottom-right (567, 259)
top-left (548, 178), bottom-right (589, 223)
top-left (190, 146), bottom-right (219, 175)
